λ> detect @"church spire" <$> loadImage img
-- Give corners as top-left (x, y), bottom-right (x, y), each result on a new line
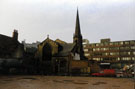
top-left (73, 9), bottom-right (82, 43)
top-left (73, 9), bottom-right (85, 60)
top-left (74, 8), bottom-right (81, 38)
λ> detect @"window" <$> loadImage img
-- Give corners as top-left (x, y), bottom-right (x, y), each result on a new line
top-left (101, 48), bottom-right (109, 51)
top-left (96, 48), bottom-right (100, 51)
top-left (91, 44), bottom-right (95, 47)
top-left (127, 57), bottom-right (131, 60)
top-left (104, 42), bottom-right (109, 46)
top-left (93, 48), bottom-right (96, 51)
top-left (102, 53), bottom-right (109, 56)
top-left (84, 49), bottom-right (88, 52)
top-left (120, 42), bottom-right (124, 45)
top-left (110, 52), bottom-right (119, 56)
top-left (130, 41), bottom-right (135, 44)
top-left (133, 52), bottom-right (135, 55)
top-left (100, 58), bottom-right (103, 61)
top-left (120, 52), bottom-right (128, 55)
top-left (93, 58), bottom-right (100, 61)
top-left (96, 44), bottom-right (99, 46)
top-left (117, 57), bottom-right (120, 61)
top-left (100, 43), bottom-right (104, 46)
top-left (84, 53), bottom-right (90, 56)
top-left (114, 42), bottom-right (119, 45)
top-left (132, 57), bottom-right (135, 60)
top-left (110, 52), bottom-right (113, 55)
top-left (93, 48), bottom-right (100, 51)
top-left (122, 57), bottom-right (131, 60)
top-left (131, 46), bottom-right (135, 49)
top-left (93, 53), bottom-right (102, 56)
top-left (120, 47), bottom-right (130, 50)
top-left (125, 41), bottom-right (129, 45)
top-left (110, 42), bottom-right (118, 45)
top-left (83, 45), bottom-right (86, 48)
top-left (128, 52), bottom-right (131, 55)
top-left (110, 47), bottom-right (119, 50)
top-left (110, 43), bottom-right (113, 45)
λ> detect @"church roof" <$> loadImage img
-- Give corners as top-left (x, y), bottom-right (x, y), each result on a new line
top-left (54, 43), bottom-right (75, 57)
top-left (39, 37), bottom-right (56, 46)
top-left (55, 39), bottom-right (67, 44)
top-left (38, 37), bottom-right (75, 57)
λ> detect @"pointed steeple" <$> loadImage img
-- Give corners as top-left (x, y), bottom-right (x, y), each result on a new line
top-left (74, 8), bottom-right (82, 37)
top-left (73, 9), bottom-right (85, 60)
top-left (73, 9), bottom-right (82, 43)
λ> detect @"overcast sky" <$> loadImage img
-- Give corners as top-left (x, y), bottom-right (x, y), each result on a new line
top-left (0, 0), bottom-right (134, 43)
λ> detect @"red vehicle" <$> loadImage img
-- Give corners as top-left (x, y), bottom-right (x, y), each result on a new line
top-left (91, 69), bottom-right (116, 77)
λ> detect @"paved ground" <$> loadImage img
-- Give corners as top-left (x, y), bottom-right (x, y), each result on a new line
top-left (0, 76), bottom-right (134, 89)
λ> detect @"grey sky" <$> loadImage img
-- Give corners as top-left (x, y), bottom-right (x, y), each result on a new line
top-left (0, 0), bottom-right (134, 43)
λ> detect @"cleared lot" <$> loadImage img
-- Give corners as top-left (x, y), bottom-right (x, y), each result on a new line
top-left (0, 76), bottom-right (134, 89)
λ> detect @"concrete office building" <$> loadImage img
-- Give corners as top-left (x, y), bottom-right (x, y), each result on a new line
top-left (83, 38), bottom-right (135, 69)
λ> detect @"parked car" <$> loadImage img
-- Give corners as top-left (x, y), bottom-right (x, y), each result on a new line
top-left (116, 71), bottom-right (124, 77)
top-left (91, 69), bottom-right (115, 77)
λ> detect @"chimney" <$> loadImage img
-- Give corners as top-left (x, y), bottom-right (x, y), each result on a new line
top-left (12, 29), bottom-right (18, 40)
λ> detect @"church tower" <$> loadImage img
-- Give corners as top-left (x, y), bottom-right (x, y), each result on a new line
top-left (73, 9), bottom-right (84, 60)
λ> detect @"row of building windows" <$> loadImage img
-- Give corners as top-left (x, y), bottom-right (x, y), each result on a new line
top-left (110, 52), bottom-right (119, 56)
top-left (84, 46), bottom-right (135, 51)
top-left (84, 52), bottom-right (135, 57)
top-left (92, 48), bottom-right (109, 51)
top-left (91, 46), bottom-right (135, 51)
top-left (120, 47), bottom-right (130, 50)
top-left (90, 41), bottom-right (135, 47)
top-left (102, 52), bottom-right (135, 56)
top-left (92, 57), bottom-right (135, 61)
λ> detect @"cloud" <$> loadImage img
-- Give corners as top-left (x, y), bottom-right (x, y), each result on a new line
top-left (0, 0), bottom-right (134, 43)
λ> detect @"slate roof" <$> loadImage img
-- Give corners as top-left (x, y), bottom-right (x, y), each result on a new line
top-left (54, 43), bottom-right (75, 57)
top-left (39, 37), bottom-right (76, 57)
top-left (0, 34), bottom-right (20, 57)
top-left (55, 39), bottom-right (67, 44)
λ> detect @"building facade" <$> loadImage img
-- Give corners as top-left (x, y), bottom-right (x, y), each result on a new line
top-left (83, 38), bottom-right (135, 68)
top-left (35, 10), bottom-right (89, 75)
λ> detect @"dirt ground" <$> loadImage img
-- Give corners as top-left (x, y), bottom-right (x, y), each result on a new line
top-left (0, 75), bottom-right (134, 89)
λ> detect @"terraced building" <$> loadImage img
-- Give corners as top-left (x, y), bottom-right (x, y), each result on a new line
top-left (83, 38), bottom-right (135, 68)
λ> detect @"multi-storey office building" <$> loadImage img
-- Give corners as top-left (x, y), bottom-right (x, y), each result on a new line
top-left (83, 38), bottom-right (135, 68)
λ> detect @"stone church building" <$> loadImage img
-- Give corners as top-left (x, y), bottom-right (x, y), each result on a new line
top-left (36, 10), bottom-right (90, 75)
